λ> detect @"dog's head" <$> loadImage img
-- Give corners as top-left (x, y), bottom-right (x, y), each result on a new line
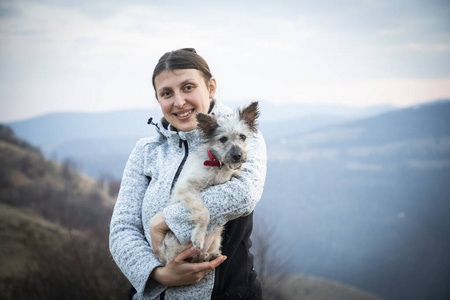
top-left (196, 101), bottom-right (259, 169)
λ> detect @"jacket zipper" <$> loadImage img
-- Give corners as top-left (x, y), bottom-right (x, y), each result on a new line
top-left (170, 138), bottom-right (189, 193)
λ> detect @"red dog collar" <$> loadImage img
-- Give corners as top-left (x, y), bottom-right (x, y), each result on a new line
top-left (204, 148), bottom-right (223, 168)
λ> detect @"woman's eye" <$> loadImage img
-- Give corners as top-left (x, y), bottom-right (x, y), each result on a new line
top-left (161, 91), bottom-right (172, 98)
top-left (184, 85), bottom-right (194, 91)
top-left (219, 137), bottom-right (228, 143)
top-left (240, 134), bottom-right (247, 141)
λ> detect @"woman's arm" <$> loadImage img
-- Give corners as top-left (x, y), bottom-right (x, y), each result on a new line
top-left (109, 138), bottom-right (167, 299)
top-left (162, 131), bottom-right (267, 244)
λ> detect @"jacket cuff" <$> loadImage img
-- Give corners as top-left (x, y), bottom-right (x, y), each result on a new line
top-left (163, 204), bottom-right (194, 244)
top-left (134, 259), bottom-right (166, 300)
top-left (142, 277), bottom-right (166, 300)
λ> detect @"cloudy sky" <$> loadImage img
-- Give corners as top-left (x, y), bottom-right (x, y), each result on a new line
top-left (1, 0), bottom-right (449, 122)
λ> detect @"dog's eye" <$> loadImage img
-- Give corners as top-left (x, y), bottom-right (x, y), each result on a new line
top-left (240, 134), bottom-right (247, 141)
top-left (219, 137), bottom-right (228, 143)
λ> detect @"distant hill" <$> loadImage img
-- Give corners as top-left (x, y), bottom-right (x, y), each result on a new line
top-left (278, 99), bottom-right (450, 147)
top-left (6, 108), bottom-right (163, 178)
top-left (6, 108), bottom-right (162, 151)
top-left (268, 99), bottom-right (450, 164)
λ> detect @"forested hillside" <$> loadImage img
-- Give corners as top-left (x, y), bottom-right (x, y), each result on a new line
top-left (0, 125), bottom-right (128, 300)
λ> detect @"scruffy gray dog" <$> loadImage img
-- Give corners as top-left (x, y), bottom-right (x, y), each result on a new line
top-left (158, 101), bottom-right (260, 264)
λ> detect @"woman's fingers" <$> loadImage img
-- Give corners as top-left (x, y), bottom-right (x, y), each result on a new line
top-left (191, 254), bottom-right (228, 276)
top-left (149, 212), bottom-right (170, 257)
top-left (174, 247), bottom-right (227, 269)
top-left (175, 246), bottom-right (197, 262)
top-left (206, 254), bottom-right (227, 270)
top-left (157, 249), bottom-right (228, 286)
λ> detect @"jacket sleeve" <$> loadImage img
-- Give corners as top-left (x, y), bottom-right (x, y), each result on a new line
top-left (163, 131), bottom-right (267, 244)
top-left (109, 138), bottom-right (166, 299)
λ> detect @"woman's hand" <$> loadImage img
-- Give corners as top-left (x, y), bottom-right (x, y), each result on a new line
top-left (150, 246), bottom-right (227, 286)
top-left (149, 212), bottom-right (170, 258)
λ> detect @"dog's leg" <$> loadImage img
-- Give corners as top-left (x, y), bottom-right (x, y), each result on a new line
top-left (205, 226), bottom-right (223, 261)
top-left (175, 181), bottom-right (210, 251)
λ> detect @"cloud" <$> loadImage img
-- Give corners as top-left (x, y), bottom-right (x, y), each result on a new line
top-left (407, 43), bottom-right (450, 52)
top-left (284, 78), bottom-right (450, 107)
top-left (1, 0), bottom-right (450, 122)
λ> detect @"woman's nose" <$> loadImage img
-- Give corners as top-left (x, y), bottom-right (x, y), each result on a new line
top-left (173, 92), bottom-right (186, 108)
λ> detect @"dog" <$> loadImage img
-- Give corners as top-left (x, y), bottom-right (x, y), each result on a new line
top-left (158, 101), bottom-right (260, 264)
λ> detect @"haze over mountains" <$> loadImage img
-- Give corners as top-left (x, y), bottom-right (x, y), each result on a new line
top-left (4, 99), bottom-right (450, 300)
top-left (7, 101), bottom-right (395, 178)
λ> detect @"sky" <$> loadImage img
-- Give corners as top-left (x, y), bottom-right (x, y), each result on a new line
top-left (1, 0), bottom-right (450, 122)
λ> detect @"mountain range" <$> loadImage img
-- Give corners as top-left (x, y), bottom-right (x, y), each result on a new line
top-left (3, 99), bottom-right (450, 300)
top-left (6, 101), bottom-right (394, 178)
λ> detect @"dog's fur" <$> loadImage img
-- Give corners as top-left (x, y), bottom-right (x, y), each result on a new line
top-left (158, 101), bottom-right (260, 264)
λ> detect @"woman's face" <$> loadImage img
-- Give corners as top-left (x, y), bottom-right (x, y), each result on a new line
top-left (154, 69), bottom-right (216, 132)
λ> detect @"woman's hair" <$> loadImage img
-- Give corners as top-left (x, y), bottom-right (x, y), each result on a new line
top-left (152, 48), bottom-right (212, 93)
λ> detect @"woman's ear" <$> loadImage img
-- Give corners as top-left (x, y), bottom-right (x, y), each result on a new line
top-left (208, 77), bottom-right (217, 99)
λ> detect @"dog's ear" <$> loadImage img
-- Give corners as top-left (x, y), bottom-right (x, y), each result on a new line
top-left (196, 113), bottom-right (218, 139)
top-left (239, 101), bottom-right (259, 132)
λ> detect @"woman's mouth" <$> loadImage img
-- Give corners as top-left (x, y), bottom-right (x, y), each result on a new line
top-left (175, 109), bottom-right (194, 119)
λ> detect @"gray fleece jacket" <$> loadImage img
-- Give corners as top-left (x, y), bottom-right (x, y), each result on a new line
top-left (109, 101), bottom-right (267, 300)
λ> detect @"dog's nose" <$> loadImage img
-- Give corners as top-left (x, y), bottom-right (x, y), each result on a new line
top-left (232, 153), bottom-right (242, 162)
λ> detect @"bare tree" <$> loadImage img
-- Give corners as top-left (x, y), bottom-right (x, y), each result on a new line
top-left (252, 210), bottom-right (294, 299)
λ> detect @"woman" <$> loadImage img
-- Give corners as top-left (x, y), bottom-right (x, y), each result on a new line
top-left (109, 48), bottom-right (267, 300)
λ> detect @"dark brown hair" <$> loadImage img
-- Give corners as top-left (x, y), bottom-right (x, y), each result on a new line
top-left (152, 48), bottom-right (213, 94)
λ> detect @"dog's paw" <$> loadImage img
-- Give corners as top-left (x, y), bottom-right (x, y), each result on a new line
top-left (205, 251), bottom-right (221, 262)
top-left (191, 228), bottom-right (205, 250)
top-left (192, 236), bottom-right (205, 250)
top-left (185, 251), bottom-right (206, 263)
top-left (186, 251), bottom-right (220, 263)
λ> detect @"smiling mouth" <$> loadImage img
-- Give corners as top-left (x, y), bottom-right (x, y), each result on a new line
top-left (175, 109), bottom-right (194, 118)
